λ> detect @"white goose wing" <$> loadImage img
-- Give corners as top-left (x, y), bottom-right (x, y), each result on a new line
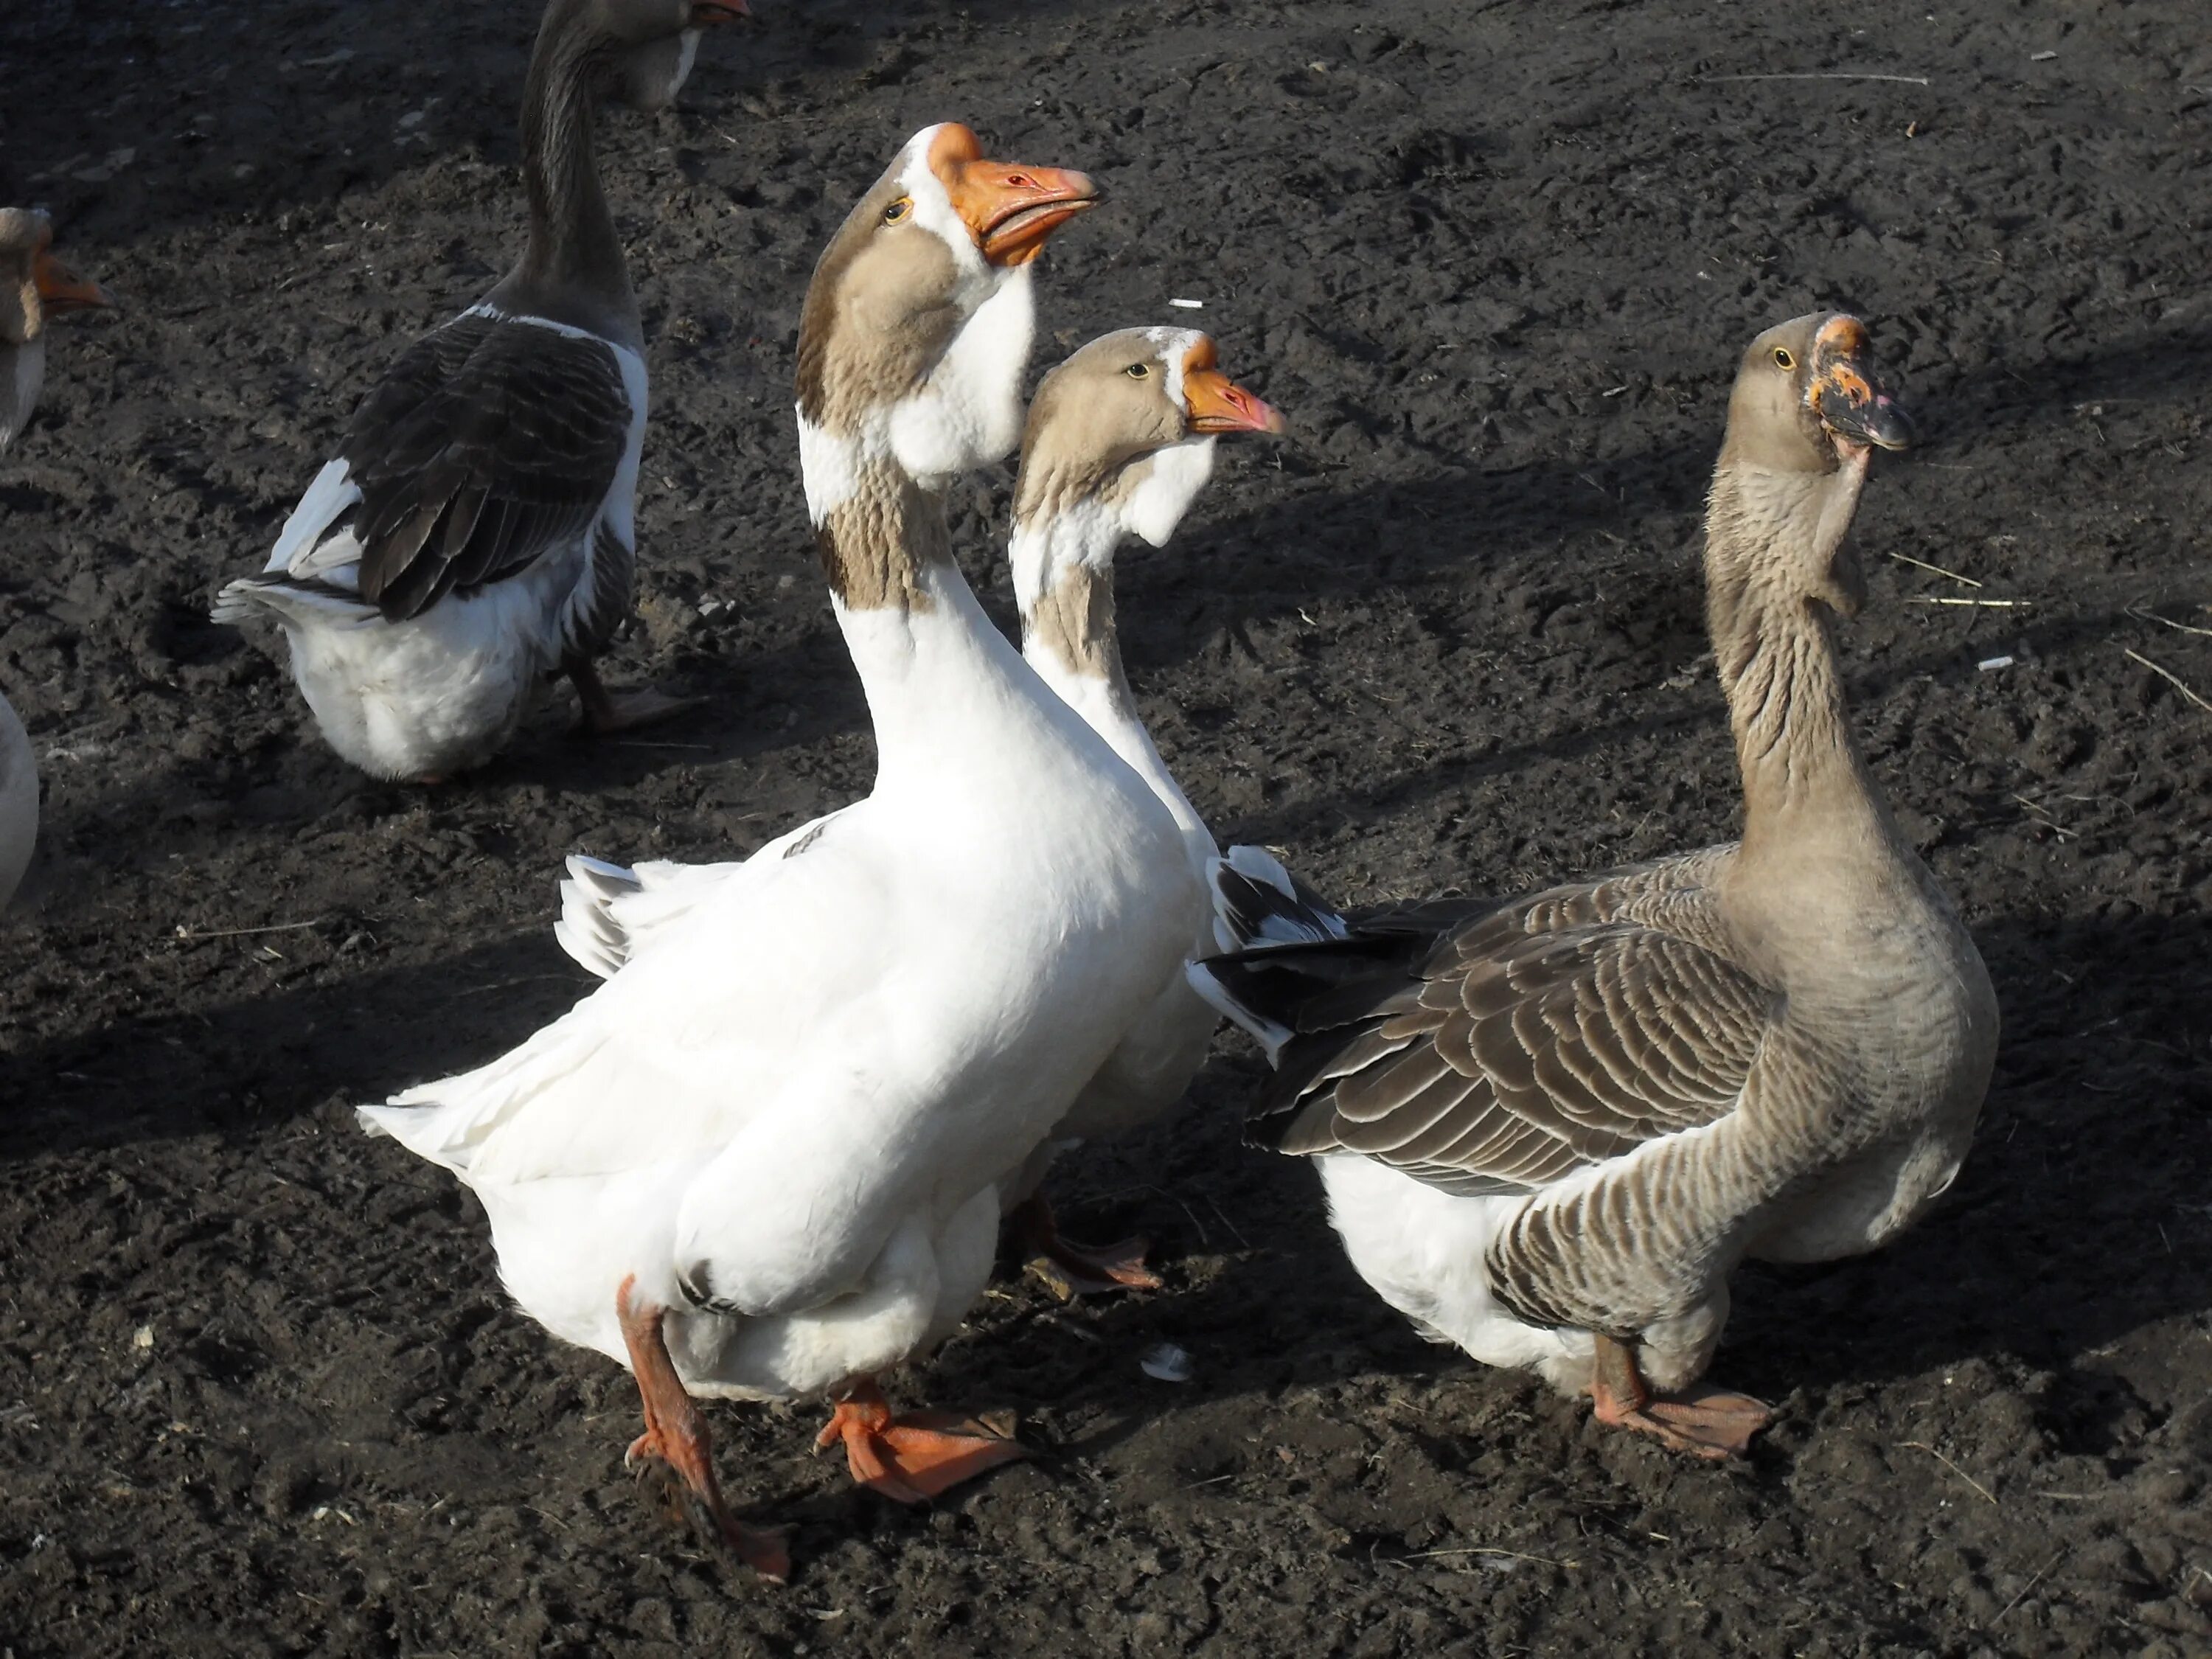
top-left (554, 811), bottom-right (850, 981)
top-left (363, 803), bottom-right (1001, 1318)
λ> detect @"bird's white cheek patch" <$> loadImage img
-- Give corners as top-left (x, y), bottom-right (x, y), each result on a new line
top-left (888, 268), bottom-right (1035, 479)
top-left (796, 411), bottom-right (860, 524)
top-left (1122, 439), bottom-right (1217, 547)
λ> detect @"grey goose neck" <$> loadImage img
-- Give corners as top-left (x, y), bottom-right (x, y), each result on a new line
top-left (1703, 456), bottom-right (1899, 877)
top-left (495, 2), bottom-right (639, 349)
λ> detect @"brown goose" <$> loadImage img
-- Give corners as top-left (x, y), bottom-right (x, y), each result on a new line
top-left (0, 206), bottom-right (112, 453)
top-left (210, 0), bottom-right (743, 782)
top-left (1192, 313), bottom-right (1997, 1457)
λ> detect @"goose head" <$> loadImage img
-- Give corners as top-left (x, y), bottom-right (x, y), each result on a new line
top-left (0, 209), bottom-right (112, 347)
top-left (1015, 327), bottom-right (1283, 557)
top-left (1714, 312), bottom-right (1912, 616)
top-left (539, 0), bottom-right (746, 115)
top-left (797, 122), bottom-right (1100, 492)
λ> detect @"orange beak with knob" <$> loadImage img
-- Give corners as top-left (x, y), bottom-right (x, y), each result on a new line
top-left (32, 240), bottom-right (113, 316)
top-left (927, 124), bottom-right (1101, 268)
top-left (1180, 337), bottom-right (1284, 435)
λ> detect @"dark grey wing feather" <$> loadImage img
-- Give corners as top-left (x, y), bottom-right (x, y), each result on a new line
top-left (342, 313), bottom-right (633, 623)
top-left (1248, 900), bottom-right (1777, 1200)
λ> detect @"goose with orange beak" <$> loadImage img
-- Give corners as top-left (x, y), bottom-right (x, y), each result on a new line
top-left (1192, 312), bottom-right (1992, 1461)
top-left (0, 206), bottom-right (111, 908)
top-left (995, 327), bottom-right (1286, 1294)
top-left (1, 207), bottom-right (114, 454)
top-left (364, 125), bottom-right (1198, 1579)
top-left (212, 0), bottom-right (746, 782)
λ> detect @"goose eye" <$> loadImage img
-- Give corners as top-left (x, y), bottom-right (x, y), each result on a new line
top-left (882, 197), bottom-right (913, 225)
top-left (1772, 347), bottom-right (1796, 371)
top-left (1124, 362), bottom-right (1150, 379)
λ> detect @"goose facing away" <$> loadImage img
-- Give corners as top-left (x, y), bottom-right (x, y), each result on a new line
top-left (1192, 313), bottom-right (1996, 1458)
top-left (0, 207), bottom-right (114, 453)
top-left (998, 327), bottom-right (1284, 1294)
top-left (361, 124), bottom-right (1192, 1579)
top-left (210, 0), bottom-right (745, 782)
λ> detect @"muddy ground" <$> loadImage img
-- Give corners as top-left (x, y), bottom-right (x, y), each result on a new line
top-left (1, 0), bottom-right (2208, 1654)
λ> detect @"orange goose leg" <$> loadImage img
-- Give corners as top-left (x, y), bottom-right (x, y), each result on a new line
top-left (1589, 1333), bottom-right (1773, 1460)
top-left (616, 1276), bottom-right (790, 1581)
top-left (815, 1380), bottom-right (1030, 1505)
top-left (1007, 1192), bottom-right (1163, 1299)
top-left (569, 659), bottom-right (700, 736)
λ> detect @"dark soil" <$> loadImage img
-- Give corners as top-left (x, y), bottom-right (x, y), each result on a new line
top-left (3, 1), bottom-right (2209, 1655)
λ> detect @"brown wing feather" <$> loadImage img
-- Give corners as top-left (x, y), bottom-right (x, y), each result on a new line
top-left (1252, 893), bottom-right (1778, 1200)
top-left (344, 314), bottom-right (633, 623)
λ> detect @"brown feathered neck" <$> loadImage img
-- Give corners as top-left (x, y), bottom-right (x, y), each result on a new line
top-left (1703, 450), bottom-right (1895, 869)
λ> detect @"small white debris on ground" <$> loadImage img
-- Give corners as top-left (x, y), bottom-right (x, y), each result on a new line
top-left (1140, 1343), bottom-right (1194, 1382)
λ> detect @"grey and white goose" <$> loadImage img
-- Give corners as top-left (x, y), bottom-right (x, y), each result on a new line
top-left (2, 207), bottom-right (112, 906)
top-left (1192, 314), bottom-right (1997, 1457)
top-left (996, 327), bottom-right (1284, 1294)
top-left (211, 0), bottom-right (743, 782)
top-left (1, 206), bottom-right (113, 453)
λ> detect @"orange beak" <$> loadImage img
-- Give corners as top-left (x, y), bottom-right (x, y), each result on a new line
top-left (928, 124), bottom-right (1100, 268)
top-left (33, 246), bottom-right (114, 315)
top-left (1181, 339), bottom-right (1284, 435)
top-left (688, 0), bottom-right (746, 22)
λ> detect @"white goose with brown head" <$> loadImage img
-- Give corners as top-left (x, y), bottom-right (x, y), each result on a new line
top-left (211, 0), bottom-right (742, 782)
top-left (1192, 314), bottom-right (1997, 1458)
top-left (995, 327), bottom-right (1284, 1293)
top-left (1, 207), bottom-right (111, 906)
top-left (362, 123), bottom-right (1197, 1574)
top-left (1, 206), bottom-right (113, 454)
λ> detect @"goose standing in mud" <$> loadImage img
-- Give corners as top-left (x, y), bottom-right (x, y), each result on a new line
top-left (1, 207), bottom-right (114, 453)
top-left (212, 0), bottom-right (744, 782)
top-left (995, 327), bottom-right (1284, 1295)
top-left (2, 208), bottom-right (113, 905)
top-left (1193, 314), bottom-right (1997, 1457)
top-left (363, 124), bottom-right (1200, 1577)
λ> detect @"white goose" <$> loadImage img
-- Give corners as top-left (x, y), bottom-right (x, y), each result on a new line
top-left (994, 327), bottom-right (1284, 1293)
top-left (2, 207), bottom-right (111, 906)
top-left (363, 123), bottom-right (1199, 1576)
top-left (211, 0), bottom-right (742, 782)
top-left (1, 206), bottom-right (114, 453)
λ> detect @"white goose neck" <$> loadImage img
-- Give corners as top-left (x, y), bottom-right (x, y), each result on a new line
top-left (1009, 499), bottom-right (1213, 861)
top-left (887, 265), bottom-right (1036, 486)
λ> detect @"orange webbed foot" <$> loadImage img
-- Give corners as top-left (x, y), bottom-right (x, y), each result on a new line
top-left (815, 1384), bottom-right (1030, 1504)
top-left (1596, 1385), bottom-right (1773, 1460)
top-left (1588, 1333), bottom-right (1771, 1460)
top-left (627, 1429), bottom-right (792, 1580)
top-left (1010, 1194), bottom-right (1164, 1299)
top-left (616, 1274), bottom-right (789, 1581)
top-left (570, 661), bottom-right (701, 736)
